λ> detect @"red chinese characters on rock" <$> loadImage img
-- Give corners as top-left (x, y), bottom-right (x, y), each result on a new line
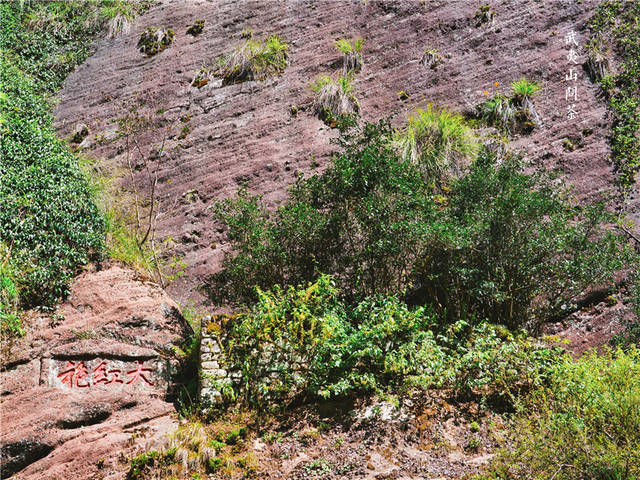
top-left (56, 360), bottom-right (154, 388)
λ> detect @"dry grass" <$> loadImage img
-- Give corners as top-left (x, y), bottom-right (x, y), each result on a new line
top-left (310, 73), bottom-right (359, 125)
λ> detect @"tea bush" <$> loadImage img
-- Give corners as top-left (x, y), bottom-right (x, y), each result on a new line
top-left (0, 2), bottom-right (119, 312)
top-left (209, 120), bottom-right (636, 330)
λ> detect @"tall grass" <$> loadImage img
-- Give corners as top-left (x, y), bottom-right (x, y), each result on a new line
top-left (394, 105), bottom-right (478, 179)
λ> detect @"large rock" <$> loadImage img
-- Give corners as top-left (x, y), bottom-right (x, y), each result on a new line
top-left (0, 265), bottom-right (192, 479)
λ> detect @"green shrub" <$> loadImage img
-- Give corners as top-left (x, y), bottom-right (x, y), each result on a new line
top-left (223, 276), bottom-right (561, 409)
top-left (310, 73), bottom-right (359, 126)
top-left (210, 122), bottom-right (637, 331)
top-left (0, 243), bottom-right (23, 338)
top-left (589, 1), bottom-right (640, 189)
top-left (0, 54), bottom-right (105, 307)
top-left (393, 105), bottom-right (478, 180)
top-left (415, 150), bottom-right (635, 330)
top-left (137, 25), bottom-right (174, 56)
top-left (217, 34), bottom-right (288, 85)
top-left (479, 348), bottom-right (640, 480)
top-left (208, 120), bottom-right (435, 304)
top-left (186, 19), bottom-right (205, 36)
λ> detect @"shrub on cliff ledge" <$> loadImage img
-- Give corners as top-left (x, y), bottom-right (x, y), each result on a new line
top-left (335, 37), bottom-right (364, 74)
top-left (217, 34), bottom-right (289, 85)
top-left (137, 25), bottom-right (174, 56)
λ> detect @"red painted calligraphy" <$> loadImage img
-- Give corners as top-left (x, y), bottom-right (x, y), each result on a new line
top-left (126, 361), bottom-right (154, 386)
top-left (57, 361), bottom-right (90, 388)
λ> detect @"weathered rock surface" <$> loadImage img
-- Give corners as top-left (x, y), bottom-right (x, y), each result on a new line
top-left (53, 0), bottom-right (633, 311)
top-left (0, 265), bottom-right (192, 479)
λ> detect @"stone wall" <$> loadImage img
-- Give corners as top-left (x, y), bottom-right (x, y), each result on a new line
top-left (199, 317), bottom-right (240, 404)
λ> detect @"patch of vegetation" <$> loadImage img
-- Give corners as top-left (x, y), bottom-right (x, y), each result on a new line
top-left (310, 73), bottom-right (359, 127)
top-left (479, 348), bottom-right (640, 480)
top-left (589, 1), bottom-right (640, 189)
top-left (223, 275), bottom-right (562, 409)
top-left (335, 37), bottom-right (364, 73)
top-left (421, 47), bottom-right (442, 70)
top-left (0, 1), bottom-right (150, 92)
top-left (393, 105), bottom-right (478, 180)
top-left (186, 19), bottom-right (205, 36)
top-left (137, 25), bottom-right (174, 56)
top-left (216, 34), bottom-right (289, 85)
top-left (208, 120), bottom-right (637, 332)
top-left (0, 244), bottom-right (23, 338)
top-left (474, 4), bottom-right (496, 26)
top-left (477, 78), bottom-right (541, 133)
top-left (0, 49), bottom-right (105, 308)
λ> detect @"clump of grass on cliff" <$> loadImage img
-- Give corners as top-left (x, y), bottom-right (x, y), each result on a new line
top-left (393, 105), bottom-right (478, 180)
top-left (477, 78), bottom-right (542, 133)
top-left (335, 37), bottom-right (364, 73)
top-left (589, 1), bottom-right (640, 190)
top-left (310, 72), bottom-right (359, 127)
top-left (137, 25), bottom-right (175, 57)
top-left (217, 34), bottom-right (289, 85)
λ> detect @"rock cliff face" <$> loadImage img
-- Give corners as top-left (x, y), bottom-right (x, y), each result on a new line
top-left (53, 0), bottom-right (629, 309)
top-left (0, 265), bottom-right (191, 479)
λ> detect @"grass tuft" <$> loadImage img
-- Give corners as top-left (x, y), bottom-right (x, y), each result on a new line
top-left (217, 34), bottom-right (289, 85)
top-left (394, 105), bottom-right (478, 179)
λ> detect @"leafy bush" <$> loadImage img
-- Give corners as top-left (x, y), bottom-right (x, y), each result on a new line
top-left (222, 276), bottom-right (561, 409)
top-left (415, 150), bottom-right (634, 330)
top-left (0, 244), bottom-right (23, 338)
top-left (208, 120), bottom-right (434, 304)
top-left (589, 1), bottom-right (640, 189)
top-left (210, 121), bottom-right (636, 331)
top-left (393, 105), bottom-right (478, 180)
top-left (0, 54), bottom-right (105, 306)
top-left (310, 73), bottom-right (359, 126)
top-left (217, 34), bottom-right (289, 85)
top-left (479, 348), bottom-right (640, 480)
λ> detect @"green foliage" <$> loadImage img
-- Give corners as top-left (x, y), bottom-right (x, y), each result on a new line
top-left (137, 25), bottom-right (174, 56)
top-left (223, 276), bottom-right (561, 409)
top-left (186, 19), bottom-right (205, 36)
top-left (310, 72), bottom-right (359, 126)
top-left (479, 348), bottom-right (640, 480)
top-left (416, 150), bottom-right (634, 330)
top-left (589, 1), bottom-right (640, 189)
top-left (217, 34), bottom-right (289, 85)
top-left (210, 122), bottom-right (636, 332)
top-left (334, 37), bottom-right (364, 54)
top-left (510, 77), bottom-right (540, 98)
top-left (477, 78), bottom-right (541, 133)
top-left (0, 1), bottom-right (149, 94)
top-left (393, 105), bottom-right (478, 180)
top-left (0, 243), bottom-right (24, 338)
top-left (0, 53), bottom-right (105, 307)
top-left (127, 451), bottom-right (159, 479)
top-left (208, 120), bottom-right (434, 304)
